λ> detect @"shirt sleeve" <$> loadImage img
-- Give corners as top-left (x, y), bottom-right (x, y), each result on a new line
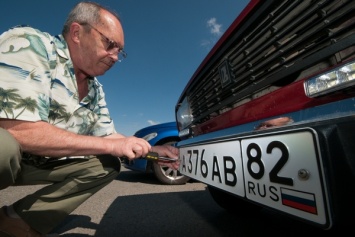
top-left (0, 26), bottom-right (52, 122)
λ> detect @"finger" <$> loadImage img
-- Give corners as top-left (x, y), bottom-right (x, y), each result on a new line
top-left (134, 139), bottom-right (151, 154)
top-left (132, 146), bottom-right (145, 158)
top-left (157, 158), bottom-right (180, 168)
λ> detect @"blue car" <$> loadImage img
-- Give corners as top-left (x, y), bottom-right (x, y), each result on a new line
top-left (122, 122), bottom-right (190, 185)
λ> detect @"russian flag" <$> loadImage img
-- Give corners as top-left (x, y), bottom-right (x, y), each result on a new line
top-left (280, 188), bottom-right (318, 214)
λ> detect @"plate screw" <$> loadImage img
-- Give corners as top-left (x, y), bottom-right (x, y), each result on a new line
top-left (298, 169), bottom-right (310, 180)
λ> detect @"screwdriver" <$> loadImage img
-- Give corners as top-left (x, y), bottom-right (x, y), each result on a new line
top-left (143, 151), bottom-right (178, 162)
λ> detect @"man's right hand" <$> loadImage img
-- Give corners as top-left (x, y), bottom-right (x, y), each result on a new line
top-left (105, 136), bottom-right (151, 159)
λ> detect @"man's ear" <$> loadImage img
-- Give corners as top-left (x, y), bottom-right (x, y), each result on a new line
top-left (69, 22), bottom-right (81, 44)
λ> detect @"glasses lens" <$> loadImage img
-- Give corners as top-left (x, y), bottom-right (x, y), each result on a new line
top-left (116, 50), bottom-right (127, 62)
top-left (119, 49), bottom-right (127, 59)
top-left (106, 41), bottom-right (116, 51)
top-left (106, 42), bottom-right (127, 60)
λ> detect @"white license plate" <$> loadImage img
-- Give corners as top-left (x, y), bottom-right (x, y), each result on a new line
top-left (179, 129), bottom-right (330, 226)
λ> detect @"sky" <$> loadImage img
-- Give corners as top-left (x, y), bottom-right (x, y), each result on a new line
top-left (0, 0), bottom-right (250, 136)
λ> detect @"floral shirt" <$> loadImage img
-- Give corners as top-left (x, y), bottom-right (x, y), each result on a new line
top-left (0, 26), bottom-right (116, 158)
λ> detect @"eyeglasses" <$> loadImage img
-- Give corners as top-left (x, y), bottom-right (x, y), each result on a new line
top-left (85, 23), bottom-right (127, 61)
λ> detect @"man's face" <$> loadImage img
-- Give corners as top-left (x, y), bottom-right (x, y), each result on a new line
top-left (77, 10), bottom-right (125, 77)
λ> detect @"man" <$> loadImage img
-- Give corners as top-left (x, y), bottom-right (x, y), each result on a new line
top-left (0, 2), bottom-right (179, 236)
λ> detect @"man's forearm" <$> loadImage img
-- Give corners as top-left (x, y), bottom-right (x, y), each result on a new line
top-left (0, 119), bottom-right (111, 157)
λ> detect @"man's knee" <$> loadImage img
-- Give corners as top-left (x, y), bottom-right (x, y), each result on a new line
top-left (97, 155), bottom-right (121, 175)
top-left (0, 128), bottom-right (22, 189)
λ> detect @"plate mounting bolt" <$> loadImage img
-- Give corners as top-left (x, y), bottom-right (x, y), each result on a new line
top-left (298, 169), bottom-right (310, 180)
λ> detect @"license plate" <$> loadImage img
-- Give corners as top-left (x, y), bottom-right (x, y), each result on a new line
top-left (179, 128), bottom-right (330, 226)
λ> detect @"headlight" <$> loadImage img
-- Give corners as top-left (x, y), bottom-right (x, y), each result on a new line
top-left (142, 132), bottom-right (157, 142)
top-left (176, 97), bottom-right (193, 131)
top-left (304, 61), bottom-right (355, 97)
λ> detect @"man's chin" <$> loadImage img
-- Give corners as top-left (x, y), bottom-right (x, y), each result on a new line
top-left (101, 62), bottom-right (114, 72)
top-left (92, 67), bottom-right (110, 77)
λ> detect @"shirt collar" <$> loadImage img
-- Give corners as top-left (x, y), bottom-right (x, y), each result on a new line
top-left (52, 34), bottom-right (70, 60)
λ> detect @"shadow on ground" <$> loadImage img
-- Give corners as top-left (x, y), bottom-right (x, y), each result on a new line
top-left (52, 170), bottom-right (334, 237)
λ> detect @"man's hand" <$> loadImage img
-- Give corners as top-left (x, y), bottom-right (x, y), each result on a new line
top-left (106, 136), bottom-right (152, 159)
top-left (151, 145), bottom-right (180, 170)
top-left (255, 117), bottom-right (293, 130)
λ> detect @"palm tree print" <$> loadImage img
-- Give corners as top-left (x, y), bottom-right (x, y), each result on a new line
top-left (0, 100), bottom-right (16, 118)
top-left (48, 100), bottom-right (71, 125)
top-left (14, 97), bottom-right (37, 119)
top-left (0, 88), bottom-right (21, 102)
top-left (0, 87), bottom-right (21, 118)
top-left (0, 87), bottom-right (38, 119)
top-left (53, 111), bottom-right (71, 125)
top-left (0, 87), bottom-right (72, 124)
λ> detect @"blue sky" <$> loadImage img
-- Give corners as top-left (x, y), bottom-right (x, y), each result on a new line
top-left (1, 0), bottom-right (249, 136)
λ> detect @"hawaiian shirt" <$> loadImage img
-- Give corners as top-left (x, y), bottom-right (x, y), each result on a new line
top-left (0, 26), bottom-right (116, 158)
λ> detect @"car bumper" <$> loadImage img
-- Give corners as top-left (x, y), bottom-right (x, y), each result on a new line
top-left (177, 115), bottom-right (355, 229)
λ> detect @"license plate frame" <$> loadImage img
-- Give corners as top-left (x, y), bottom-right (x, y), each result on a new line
top-left (179, 128), bottom-right (331, 227)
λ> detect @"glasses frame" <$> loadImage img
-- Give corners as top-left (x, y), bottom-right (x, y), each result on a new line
top-left (83, 23), bottom-right (127, 60)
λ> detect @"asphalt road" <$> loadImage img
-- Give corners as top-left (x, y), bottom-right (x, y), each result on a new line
top-left (0, 166), bottom-right (343, 236)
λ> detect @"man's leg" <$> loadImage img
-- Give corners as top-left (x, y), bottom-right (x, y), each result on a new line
top-left (13, 156), bottom-right (121, 234)
top-left (0, 128), bottom-right (22, 190)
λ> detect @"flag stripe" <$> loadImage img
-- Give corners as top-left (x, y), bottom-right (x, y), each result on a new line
top-left (282, 198), bottom-right (318, 214)
top-left (281, 193), bottom-right (315, 206)
top-left (281, 188), bottom-right (317, 215)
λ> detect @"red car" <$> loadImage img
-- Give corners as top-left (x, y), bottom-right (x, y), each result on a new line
top-left (175, 0), bottom-right (355, 230)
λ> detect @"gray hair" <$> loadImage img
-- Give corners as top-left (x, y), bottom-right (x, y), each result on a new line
top-left (62, 1), bottom-right (120, 36)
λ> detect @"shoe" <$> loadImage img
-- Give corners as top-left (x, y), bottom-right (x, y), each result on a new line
top-left (0, 206), bottom-right (43, 237)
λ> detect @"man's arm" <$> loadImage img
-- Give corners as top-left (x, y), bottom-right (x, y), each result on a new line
top-left (0, 119), bottom-right (151, 159)
top-left (105, 133), bottom-right (126, 139)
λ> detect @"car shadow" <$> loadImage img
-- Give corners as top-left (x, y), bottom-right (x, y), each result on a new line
top-left (53, 169), bottom-right (335, 237)
top-left (116, 168), bottom-right (197, 185)
top-left (116, 169), bottom-right (161, 184)
top-left (55, 189), bottom-right (332, 237)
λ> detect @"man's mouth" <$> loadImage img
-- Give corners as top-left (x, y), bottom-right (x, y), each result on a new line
top-left (101, 59), bottom-right (115, 68)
